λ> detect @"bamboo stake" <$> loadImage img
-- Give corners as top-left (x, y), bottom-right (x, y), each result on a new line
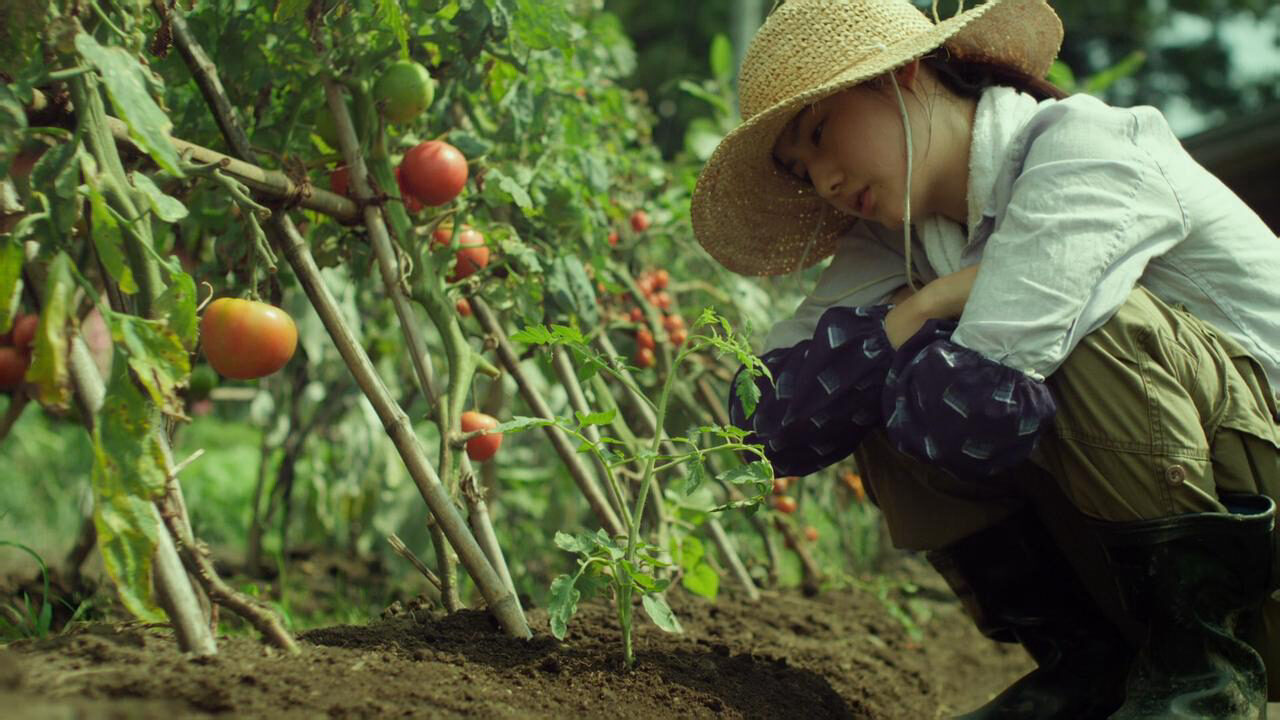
top-left (469, 297), bottom-right (626, 538)
top-left (156, 4), bottom-right (530, 639)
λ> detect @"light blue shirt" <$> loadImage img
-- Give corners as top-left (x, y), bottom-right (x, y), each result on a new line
top-left (766, 93), bottom-right (1280, 403)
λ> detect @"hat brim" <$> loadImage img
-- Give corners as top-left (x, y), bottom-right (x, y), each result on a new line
top-left (692, 0), bottom-right (1063, 277)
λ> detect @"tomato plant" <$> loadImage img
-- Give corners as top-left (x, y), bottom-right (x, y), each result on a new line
top-left (200, 298), bottom-right (299, 380)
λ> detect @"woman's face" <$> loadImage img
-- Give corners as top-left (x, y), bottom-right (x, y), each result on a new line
top-left (772, 78), bottom-right (916, 229)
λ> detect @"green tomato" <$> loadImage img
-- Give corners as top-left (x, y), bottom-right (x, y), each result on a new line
top-left (313, 105), bottom-right (339, 147)
top-left (188, 364), bottom-right (219, 401)
top-left (373, 60), bottom-right (435, 125)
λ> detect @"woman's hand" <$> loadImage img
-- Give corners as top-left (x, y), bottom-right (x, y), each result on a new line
top-left (884, 265), bottom-right (981, 349)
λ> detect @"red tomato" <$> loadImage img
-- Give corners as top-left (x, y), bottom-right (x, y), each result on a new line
top-left (772, 477), bottom-right (790, 495)
top-left (394, 166), bottom-right (424, 213)
top-left (608, 231), bottom-right (620, 248)
top-left (628, 307), bottom-right (644, 323)
top-left (399, 141), bottom-right (468, 206)
top-left (329, 165), bottom-right (351, 197)
top-left (635, 328), bottom-right (656, 351)
top-left (0, 346), bottom-right (28, 390)
top-left (773, 496), bottom-right (798, 514)
top-left (432, 226), bottom-right (490, 281)
top-left (653, 292), bottom-right (672, 311)
top-left (636, 275), bottom-right (656, 295)
top-left (668, 328), bottom-right (687, 346)
top-left (630, 209), bottom-right (650, 233)
top-left (200, 298), bottom-right (298, 380)
top-left (804, 526), bottom-right (820, 542)
top-left (460, 410), bottom-right (503, 462)
top-left (456, 298), bottom-right (472, 317)
top-left (11, 314), bottom-right (38, 351)
top-left (652, 269), bottom-right (669, 290)
top-left (634, 346), bottom-right (655, 369)
top-left (662, 314), bottom-right (685, 333)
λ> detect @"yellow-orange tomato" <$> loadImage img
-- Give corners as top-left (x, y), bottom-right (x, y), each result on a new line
top-left (200, 298), bottom-right (298, 380)
top-left (772, 495), bottom-right (798, 514)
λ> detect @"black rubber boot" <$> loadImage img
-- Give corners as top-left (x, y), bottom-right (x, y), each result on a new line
top-left (926, 510), bottom-right (1133, 719)
top-left (1094, 493), bottom-right (1277, 720)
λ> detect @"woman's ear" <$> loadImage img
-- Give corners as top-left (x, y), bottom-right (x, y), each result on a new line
top-left (893, 59), bottom-right (921, 91)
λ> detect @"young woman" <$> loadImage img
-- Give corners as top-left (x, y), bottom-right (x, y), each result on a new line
top-left (691, 0), bottom-right (1280, 717)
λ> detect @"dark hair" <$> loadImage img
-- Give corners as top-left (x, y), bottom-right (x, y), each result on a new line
top-left (921, 51), bottom-right (1070, 102)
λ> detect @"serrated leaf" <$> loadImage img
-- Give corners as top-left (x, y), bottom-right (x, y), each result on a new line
top-left (90, 351), bottom-right (168, 623)
top-left (103, 313), bottom-right (191, 417)
top-left (547, 574), bottom-right (581, 640)
top-left (641, 594), bottom-right (683, 633)
top-left (554, 530), bottom-right (586, 553)
top-left (493, 415), bottom-right (553, 434)
top-left (734, 371), bottom-right (761, 419)
top-left (154, 269), bottom-right (197, 352)
top-left (574, 408), bottom-right (615, 428)
top-left (510, 324), bottom-right (554, 346)
top-left (550, 324), bottom-right (586, 344)
top-left (87, 178), bottom-right (137, 294)
top-left (0, 84), bottom-right (26, 179)
top-left (681, 562), bottom-right (720, 600)
top-left (683, 457), bottom-right (708, 495)
top-left (26, 252), bottom-right (73, 411)
top-left (129, 172), bottom-right (188, 222)
top-left (0, 235), bottom-right (23, 334)
top-left (376, 0), bottom-right (410, 57)
top-left (75, 33), bottom-right (183, 177)
top-left (677, 535), bottom-right (705, 569)
top-left (717, 461), bottom-right (772, 490)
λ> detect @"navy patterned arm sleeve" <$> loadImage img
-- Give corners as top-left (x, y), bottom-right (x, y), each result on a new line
top-left (728, 305), bottom-right (895, 477)
top-left (881, 318), bottom-right (1058, 478)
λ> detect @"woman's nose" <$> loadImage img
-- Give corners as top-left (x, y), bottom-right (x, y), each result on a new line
top-left (809, 158), bottom-right (843, 200)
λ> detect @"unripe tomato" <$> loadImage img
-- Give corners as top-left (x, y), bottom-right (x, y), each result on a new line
top-left (432, 226), bottom-right (490, 281)
top-left (399, 141), bottom-right (468, 206)
top-left (630, 209), bottom-right (650, 233)
top-left (373, 60), bottom-right (435, 125)
top-left (772, 495), bottom-right (798, 514)
top-left (460, 410), bottom-right (503, 462)
top-left (634, 346), bottom-right (655, 369)
top-left (11, 314), bottom-right (38, 351)
top-left (188, 364), bottom-right (218, 402)
top-left (0, 347), bottom-right (29, 390)
top-left (200, 298), bottom-right (298, 380)
top-left (804, 526), bottom-right (820, 542)
top-left (635, 328), bottom-right (656, 352)
top-left (456, 298), bottom-right (472, 317)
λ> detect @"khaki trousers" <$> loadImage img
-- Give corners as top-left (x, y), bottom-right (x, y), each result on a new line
top-left (853, 286), bottom-right (1280, 696)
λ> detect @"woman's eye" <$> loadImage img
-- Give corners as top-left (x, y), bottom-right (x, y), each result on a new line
top-left (811, 120), bottom-right (825, 146)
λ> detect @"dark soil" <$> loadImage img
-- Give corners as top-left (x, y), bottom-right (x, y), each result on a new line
top-left (0, 557), bottom-right (1031, 719)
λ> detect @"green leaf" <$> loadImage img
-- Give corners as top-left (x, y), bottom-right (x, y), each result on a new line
top-left (554, 530), bottom-right (587, 553)
top-left (709, 34), bottom-right (733, 85)
top-left (154, 268), bottom-right (197, 352)
top-left (1083, 51), bottom-right (1147, 95)
top-left (273, 0), bottom-right (310, 21)
top-left (129, 172), bottom-right (188, 222)
top-left (87, 178), bottom-right (137, 294)
top-left (545, 256), bottom-right (598, 325)
top-left (75, 33), bottom-right (183, 177)
top-left (717, 461), bottom-right (772, 493)
top-left (509, 324), bottom-right (554, 346)
top-left (91, 351), bottom-right (169, 623)
top-left (376, 0), bottom-right (410, 57)
top-left (681, 562), bottom-right (720, 600)
top-left (684, 117), bottom-right (724, 162)
top-left (547, 574), bottom-right (581, 640)
top-left (733, 371), bottom-right (761, 419)
top-left (493, 415), bottom-right (554, 434)
top-left (641, 594), bottom-right (683, 633)
top-left (27, 252), bottom-right (74, 411)
top-left (0, 84), bottom-right (27, 179)
top-left (677, 535), bottom-right (705, 569)
top-left (683, 457), bottom-right (708, 495)
top-left (0, 235), bottom-right (23, 334)
top-left (574, 408), bottom-right (615, 427)
top-left (102, 312), bottom-right (191, 418)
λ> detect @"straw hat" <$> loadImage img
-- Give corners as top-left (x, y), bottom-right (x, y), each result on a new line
top-left (691, 0), bottom-right (1063, 276)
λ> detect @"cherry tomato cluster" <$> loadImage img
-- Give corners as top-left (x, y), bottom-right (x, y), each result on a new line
top-left (616, 268), bottom-right (687, 370)
top-left (0, 314), bottom-right (39, 391)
